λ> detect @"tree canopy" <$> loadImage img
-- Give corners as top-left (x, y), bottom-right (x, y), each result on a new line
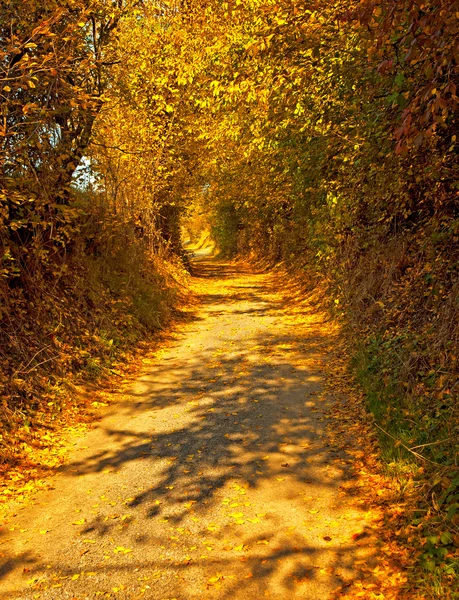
top-left (1, 1), bottom-right (459, 591)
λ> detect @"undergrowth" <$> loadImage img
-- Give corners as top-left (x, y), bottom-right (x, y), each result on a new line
top-left (353, 342), bottom-right (459, 598)
top-left (329, 230), bottom-right (459, 597)
top-left (250, 240), bottom-right (459, 598)
top-left (0, 200), bottom-right (189, 507)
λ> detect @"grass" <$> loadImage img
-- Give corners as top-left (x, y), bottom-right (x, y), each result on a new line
top-left (351, 338), bottom-right (459, 598)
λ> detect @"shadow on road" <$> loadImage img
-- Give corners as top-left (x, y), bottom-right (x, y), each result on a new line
top-left (0, 257), bottom-right (387, 599)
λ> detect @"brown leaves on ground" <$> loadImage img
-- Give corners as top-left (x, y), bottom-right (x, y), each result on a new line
top-left (269, 266), bottom-right (416, 599)
top-left (1, 259), bottom-right (427, 599)
top-left (0, 339), bottom-right (172, 520)
top-left (322, 368), bottom-right (412, 600)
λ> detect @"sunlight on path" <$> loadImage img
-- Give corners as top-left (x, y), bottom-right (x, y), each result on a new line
top-left (0, 258), bottom-right (382, 599)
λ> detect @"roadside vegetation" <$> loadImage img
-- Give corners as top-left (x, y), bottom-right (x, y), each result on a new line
top-left (1, 1), bottom-right (458, 596)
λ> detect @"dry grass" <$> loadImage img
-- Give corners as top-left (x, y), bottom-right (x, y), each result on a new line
top-left (0, 221), bottom-right (190, 513)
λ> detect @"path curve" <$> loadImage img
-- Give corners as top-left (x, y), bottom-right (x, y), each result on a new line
top-left (1, 258), bottom-right (377, 599)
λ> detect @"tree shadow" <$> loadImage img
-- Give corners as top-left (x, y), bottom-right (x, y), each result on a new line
top-left (0, 257), bottom-right (387, 598)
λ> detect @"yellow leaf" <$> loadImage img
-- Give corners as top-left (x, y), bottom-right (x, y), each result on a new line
top-left (72, 519), bottom-right (86, 525)
top-left (113, 546), bottom-right (132, 554)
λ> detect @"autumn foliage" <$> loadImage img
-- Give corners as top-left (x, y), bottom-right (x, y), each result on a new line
top-left (0, 0), bottom-right (186, 488)
top-left (1, 0), bottom-right (459, 595)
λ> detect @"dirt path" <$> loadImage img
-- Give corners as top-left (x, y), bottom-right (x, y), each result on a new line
top-left (1, 258), bottom-right (382, 599)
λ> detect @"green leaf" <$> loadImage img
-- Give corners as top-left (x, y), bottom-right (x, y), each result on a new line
top-left (425, 560), bottom-right (436, 571)
top-left (440, 532), bottom-right (452, 545)
top-left (447, 503), bottom-right (458, 521)
top-left (395, 73), bottom-right (405, 86)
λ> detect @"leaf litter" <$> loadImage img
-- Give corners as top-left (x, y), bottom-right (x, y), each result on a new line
top-left (0, 259), bottom-right (414, 599)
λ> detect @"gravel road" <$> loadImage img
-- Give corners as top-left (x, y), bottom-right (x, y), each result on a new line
top-left (0, 258), bottom-right (376, 599)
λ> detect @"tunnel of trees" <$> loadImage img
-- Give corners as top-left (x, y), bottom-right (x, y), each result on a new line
top-left (1, 0), bottom-right (459, 590)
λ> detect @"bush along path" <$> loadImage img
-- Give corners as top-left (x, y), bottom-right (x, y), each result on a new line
top-left (0, 257), bottom-right (410, 599)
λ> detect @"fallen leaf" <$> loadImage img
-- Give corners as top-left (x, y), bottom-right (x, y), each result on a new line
top-left (113, 546), bottom-right (133, 554)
